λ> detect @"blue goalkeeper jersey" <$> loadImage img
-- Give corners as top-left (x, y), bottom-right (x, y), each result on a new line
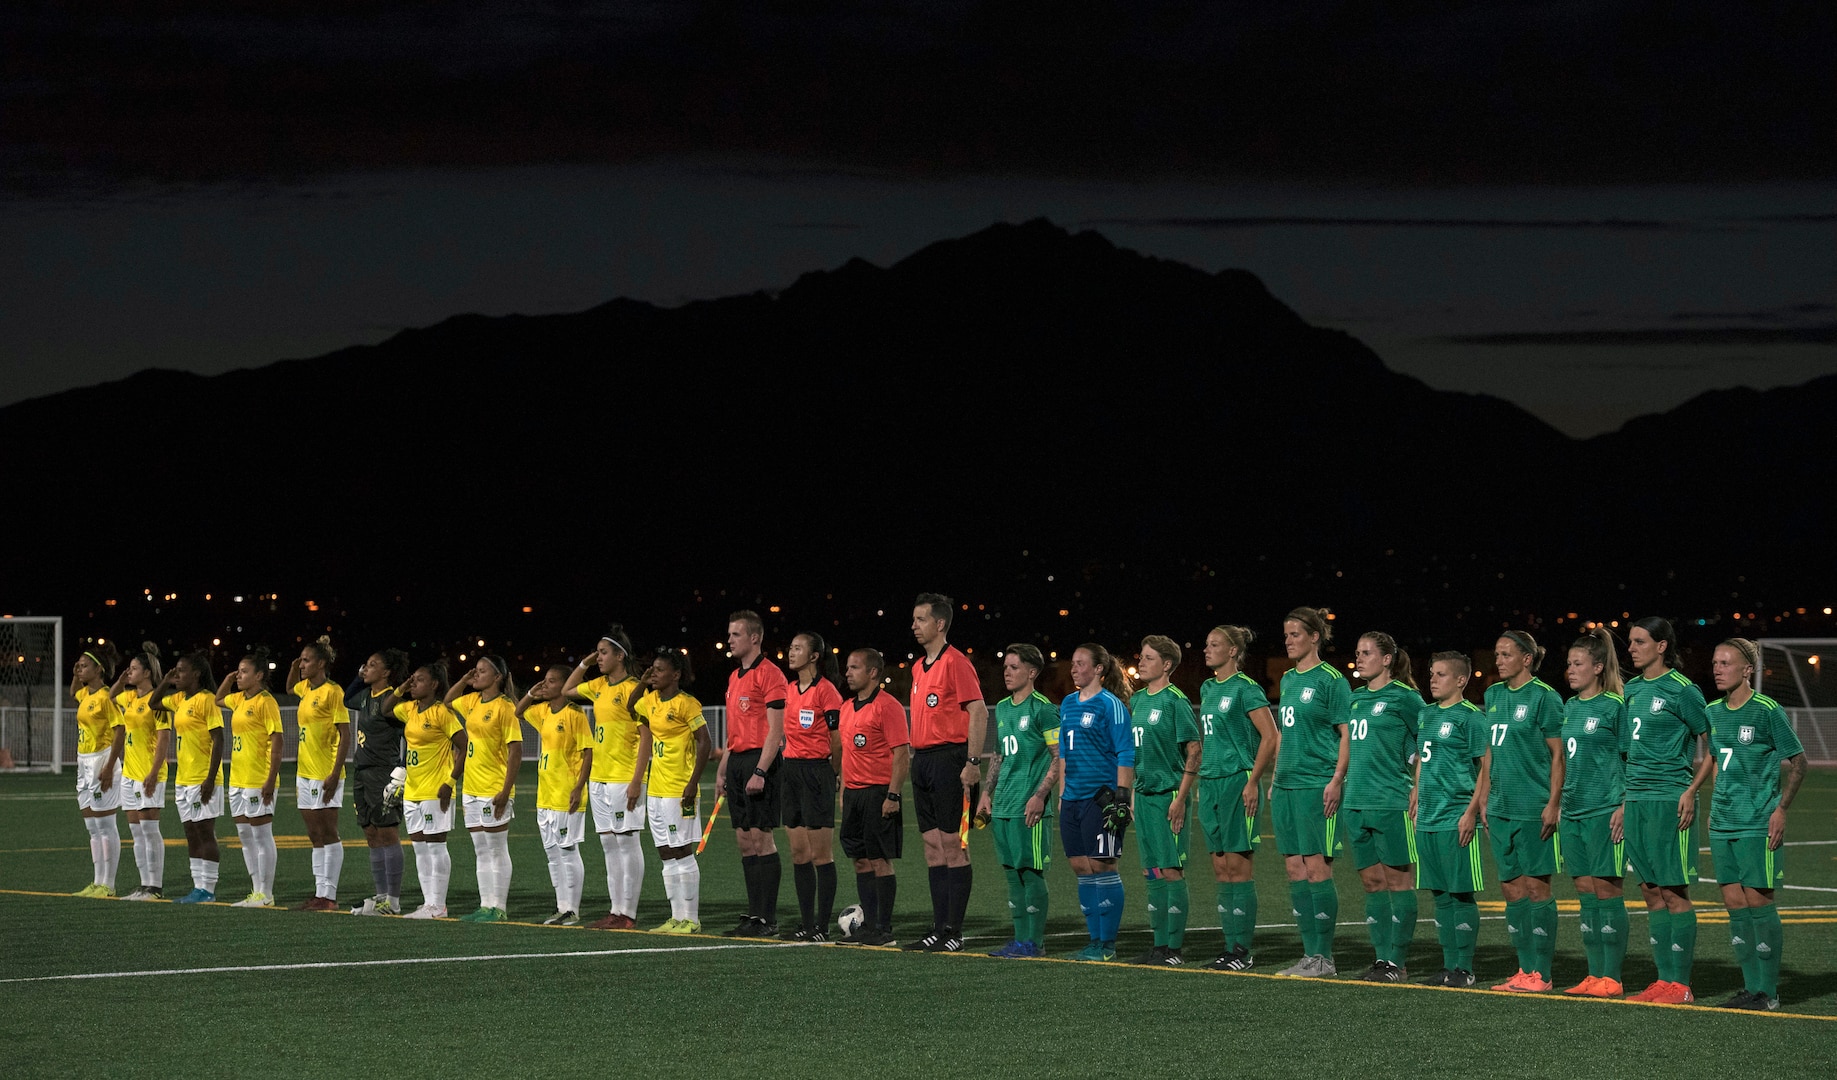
top-left (1058, 688), bottom-right (1134, 800)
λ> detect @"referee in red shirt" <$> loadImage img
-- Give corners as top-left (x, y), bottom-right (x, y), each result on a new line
top-left (719, 610), bottom-right (788, 937)
top-left (902, 592), bottom-right (989, 952)
top-left (838, 647), bottom-right (909, 946)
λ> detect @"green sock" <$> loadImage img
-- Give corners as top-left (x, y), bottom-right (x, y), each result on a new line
top-left (1599, 897), bottom-right (1628, 982)
top-left (1578, 895), bottom-right (1602, 977)
top-left (1289, 881), bottom-right (1316, 956)
top-left (1728, 907), bottom-right (1758, 993)
top-left (1022, 869), bottom-right (1050, 946)
top-left (1004, 866), bottom-right (1027, 943)
top-left (1648, 908), bottom-right (1674, 982)
top-left (1434, 892), bottom-right (1457, 968)
top-left (1506, 897), bottom-right (1530, 972)
top-left (1754, 903), bottom-right (1782, 1000)
top-left (1311, 880), bottom-right (1339, 959)
top-left (1235, 880), bottom-right (1259, 953)
top-left (1146, 878), bottom-right (1167, 947)
top-left (1389, 889), bottom-right (1419, 968)
top-left (1166, 878), bottom-right (1190, 950)
top-left (1529, 899), bottom-right (1558, 980)
top-left (1672, 908), bottom-right (1698, 987)
top-left (1364, 890), bottom-right (1392, 961)
top-left (1451, 896), bottom-right (1479, 971)
top-left (1216, 882), bottom-right (1236, 950)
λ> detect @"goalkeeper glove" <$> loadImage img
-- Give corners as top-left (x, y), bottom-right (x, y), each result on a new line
top-left (1101, 787), bottom-right (1132, 833)
top-left (383, 766), bottom-right (406, 806)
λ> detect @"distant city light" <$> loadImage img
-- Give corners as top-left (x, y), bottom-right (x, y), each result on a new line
top-left (212, 638), bottom-right (221, 646)
top-left (233, 596), bottom-right (244, 603)
top-left (1811, 656), bottom-right (1822, 667)
top-left (768, 606), bottom-right (780, 613)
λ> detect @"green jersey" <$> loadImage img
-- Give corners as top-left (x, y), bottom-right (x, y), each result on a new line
top-left (1623, 669), bottom-right (1709, 801)
top-left (1198, 672), bottom-right (1270, 779)
top-left (1560, 691), bottom-right (1628, 818)
top-left (1345, 681), bottom-right (1426, 811)
top-left (1415, 700), bottom-right (1487, 830)
top-left (991, 692), bottom-right (1061, 818)
top-left (1274, 661), bottom-right (1350, 789)
top-left (1130, 684), bottom-right (1199, 795)
top-left (1708, 693), bottom-right (1804, 836)
top-left (1483, 678), bottom-right (1565, 818)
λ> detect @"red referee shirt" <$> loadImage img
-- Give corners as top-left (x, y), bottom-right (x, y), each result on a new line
top-left (725, 654), bottom-right (788, 752)
top-left (841, 688), bottom-right (909, 788)
top-left (783, 676), bottom-right (844, 759)
top-left (908, 645), bottom-right (981, 750)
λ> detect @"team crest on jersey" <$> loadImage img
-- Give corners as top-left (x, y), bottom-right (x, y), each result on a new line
top-left (1514, 705), bottom-right (1528, 721)
top-left (1081, 714), bottom-right (1094, 728)
top-left (1018, 718), bottom-right (1029, 731)
top-left (852, 733), bottom-right (867, 748)
top-left (1439, 721), bottom-right (1454, 737)
top-left (1584, 717), bottom-right (1600, 734)
top-left (1300, 688), bottom-right (1315, 703)
top-left (926, 693), bottom-right (940, 708)
top-left (1148, 709), bottom-right (1162, 725)
top-left (1372, 703), bottom-right (1387, 715)
top-left (1651, 697), bottom-right (1666, 714)
top-left (1222, 696), bottom-right (1234, 711)
top-left (1739, 725), bottom-right (1755, 745)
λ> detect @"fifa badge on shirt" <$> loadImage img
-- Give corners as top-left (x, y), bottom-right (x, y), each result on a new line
top-left (1514, 705), bottom-right (1528, 721)
top-left (1300, 688), bottom-right (1315, 703)
top-left (738, 696), bottom-right (751, 710)
top-left (1651, 697), bottom-right (1666, 713)
top-left (852, 733), bottom-right (867, 748)
top-left (1439, 721), bottom-right (1454, 737)
top-left (1372, 703), bottom-right (1387, 714)
top-left (1148, 709), bottom-right (1162, 725)
top-left (1584, 717), bottom-right (1600, 734)
top-left (1739, 725), bottom-right (1756, 745)
top-left (926, 693), bottom-right (940, 707)
top-left (799, 708), bottom-right (815, 729)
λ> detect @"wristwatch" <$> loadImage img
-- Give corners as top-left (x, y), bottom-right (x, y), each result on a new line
top-left (885, 792), bottom-right (902, 802)
top-left (752, 767), bottom-right (768, 779)
top-left (967, 756), bottom-right (983, 766)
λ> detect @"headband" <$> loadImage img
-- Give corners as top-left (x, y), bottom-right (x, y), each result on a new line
top-left (484, 655), bottom-right (505, 678)
top-left (599, 636), bottom-right (626, 657)
top-left (82, 650), bottom-right (104, 670)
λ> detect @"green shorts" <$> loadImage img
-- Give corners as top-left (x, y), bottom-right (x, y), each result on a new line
top-left (1134, 791), bottom-right (1190, 871)
top-left (1560, 813), bottom-right (1625, 880)
top-left (1272, 786), bottom-right (1338, 858)
top-left (1624, 799), bottom-right (1700, 887)
top-left (1710, 833), bottom-right (1784, 891)
top-left (1345, 807), bottom-right (1414, 870)
top-left (992, 814), bottom-right (1052, 872)
top-left (1415, 828), bottom-right (1485, 894)
top-left (1197, 772), bottom-right (1260, 855)
top-left (1488, 815), bottom-right (1558, 880)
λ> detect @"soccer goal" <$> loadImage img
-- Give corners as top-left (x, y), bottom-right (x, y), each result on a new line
top-left (1756, 638), bottom-right (1837, 767)
top-left (0, 615), bottom-right (64, 772)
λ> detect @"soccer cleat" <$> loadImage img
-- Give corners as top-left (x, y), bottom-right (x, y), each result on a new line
top-left (298, 896), bottom-right (339, 912)
top-left (661, 918), bottom-right (699, 935)
top-left (374, 897), bottom-right (400, 916)
top-left (925, 935), bottom-right (964, 953)
top-left (405, 903), bottom-right (447, 919)
top-left (781, 925), bottom-right (817, 942)
top-left (141, 886), bottom-right (165, 901)
top-left (1208, 947), bottom-right (1254, 972)
top-left (987, 940), bottom-right (1027, 958)
top-left (1129, 946), bottom-right (1167, 966)
top-left (902, 932), bottom-right (942, 952)
top-left (93, 884), bottom-right (117, 898)
top-left (1498, 969), bottom-right (1554, 993)
top-left (722, 917), bottom-right (767, 938)
top-left (1362, 960), bottom-right (1405, 983)
top-left (1627, 980), bottom-right (1670, 1002)
top-left (1311, 956), bottom-right (1337, 977)
top-left (541, 910), bottom-right (569, 925)
top-left (350, 898), bottom-right (380, 916)
top-left (858, 928), bottom-right (896, 947)
top-left (472, 908), bottom-right (507, 923)
top-left (558, 911), bottom-right (580, 926)
top-left (460, 907), bottom-right (490, 922)
top-left (173, 888), bottom-right (214, 904)
top-left (1158, 948), bottom-right (1184, 967)
top-left (1717, 990), bottom-right (1761, 1009)
top-left (1448, 969), bottom-right (1476, 988)
top-left (1275, 955), bottom-right (1316, 977)
top-left (1424, 969), bottom-right (1453, 986)
top-left (806, 930), bottom-right (829, 943)
top-left (1563, 976), bottom-right (1603, 995)
top-left (74, 883), bottom-right (102, 898)
top-left (1581, 977), bottom-right (1623, 998)
top-left (589, 912), bottom-right (633, 930)
top-left (232, 892), bottom-right (267, 908)
top-left (1071, 943), bottom-right (1112, 962)
top-left (120, 887), bottom-right (150, 902)
top-left (1011, 941), bottom-right (1043, 958)
top-left (1648, 982), bottom-right (1693, 1005)
top-left (1492, 968), bottom-right (1532, 991)
top-left (649, 917), bottom-right (682, 932)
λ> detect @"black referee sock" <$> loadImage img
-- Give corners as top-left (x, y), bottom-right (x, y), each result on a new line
top-left (927, 865), bottom-right (949, 934)
top-left (759, 850), bottom-right (782, 925)
top-left (793, 861), bottom-right (817, 929)
top-left (946, 864), bottom-right (973, 937)
top-left (816, 862), bottom-right (838, 929)
top-left (875, 874), bottom-right (898, 933)
top-left (856, 871), bottom-right (879, 930)
top-left (741, 855), bottom-right (761, 919)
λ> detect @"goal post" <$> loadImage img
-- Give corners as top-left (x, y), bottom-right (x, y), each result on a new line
top-left (1756, 638), bottom-right (1836, 767)
top-left (0, 616), bottom-right (64, 773)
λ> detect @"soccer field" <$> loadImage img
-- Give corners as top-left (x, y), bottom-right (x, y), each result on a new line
top-left (3, 767), bottom-right (1835, 1078)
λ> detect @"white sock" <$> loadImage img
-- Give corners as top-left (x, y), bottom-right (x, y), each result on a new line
top-left (99, 815), bottom-right (120, 889)
top-left (130, 821), bottom-right (154, 886)
top-left (471, 831), bottom-right (495, 910)
top-left (562, 846), bottom-right (584, 913)
top-left (322, 841), bottom-right (345, 901)
top-left (546, 844), bottom-right (567, 910)
top-left (195, 857), bottom-right (219, 893)
top-left (311, 847), bottom-right (327, 897)
top-left (493, 832), bottom-right (513, 909)
top-left (616, 832), bottom-right (644, 917)
top-left (253, 823), bottom-right (277, 896)
top-left (600, 832), bottom-right (620, 913)
top-left (663, 860), bottom-right (683, 920)
top-left (85, 817), bottom-right (106, 884)
top-left (148, 821), bottom-right (166, 885)
top-left (426, 841), bottom-right (450, 908)
top-left (409, 840), bottom-right (425, 902)
top-left (236, 824), bottom-right (259, 891)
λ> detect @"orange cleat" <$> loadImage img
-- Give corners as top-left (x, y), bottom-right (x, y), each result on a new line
top-left (1649, 982), bottom-right (1695, 1005)
top-left (1584, 977), bottom-right (1624, 997)
top-left (1628, 979), bottom-right (1670, 1002)
top-left (1502, 971), bottom-right (1553, 993)
top-left (1563, 976), bottom-right (1602, 996)
top-left (1492, 968), bottom-right (1532, 991)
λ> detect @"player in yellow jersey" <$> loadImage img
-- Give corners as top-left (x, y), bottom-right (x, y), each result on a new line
top-left (113, 643), bottom-right (172, 900)
top-left (288, 637), bottom-right (351, 910)
top-left (561, 625), bottom-right (648, 930)
top-left (446, 655), bottom-right (522, 921)
top-left (520, 665), bottom-right (595, 925)
top-left (388, 662), bottom-right (467, 919)
top-left (630, 649), bottom-right (711, 933)
top-left (71, 642), bottom-right (125, 897)
top-left (157, 652), bottom-right (225, 903)
top-left (216, 648), bottom-right (284, 907)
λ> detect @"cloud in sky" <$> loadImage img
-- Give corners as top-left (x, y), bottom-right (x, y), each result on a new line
top-left (1438, 327), bottom-right (1837, 346)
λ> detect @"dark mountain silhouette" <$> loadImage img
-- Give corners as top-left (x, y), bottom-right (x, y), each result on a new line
top-left (4, 220), bottom-right (1826, 663)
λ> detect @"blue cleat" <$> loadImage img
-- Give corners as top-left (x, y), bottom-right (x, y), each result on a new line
top-left (172, 888), bottom-right (214, 904)
top-left (987, 940), bottom-right (1026, 958)
top-left (1011, 941), bottom-right (1044, 958)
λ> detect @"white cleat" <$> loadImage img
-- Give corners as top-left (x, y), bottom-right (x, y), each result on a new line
top-left (404, 903), bottom-right (447, 920)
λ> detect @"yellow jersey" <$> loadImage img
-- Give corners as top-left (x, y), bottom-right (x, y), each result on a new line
top-left (526, 701), bottom-right (593, 811)
top-left (578, 675), bottom-right (642, 784)
top-left (396, 700), bottom-right (464, 803)
top-left (116, 690), bottom-right (171, 782)
top-left (164, 691), bottom-right (223, 787)
top-left (224, 690), bottom-right (284, 788)
top-left (292, 678), bottom-right (349, 781)
top-left (74, 685), bottom-right (123, 754)
top-left (454, 692), bottom-right (521, 799)
top-left (637, 690), bottom-right (706, 799)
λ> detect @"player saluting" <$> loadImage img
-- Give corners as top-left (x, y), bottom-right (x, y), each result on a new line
top-left (979, 644), bottom-right (1060, 958)
top-left (71, 642), bottom-right (125, 898)
top-left (1058, 643), bottom-right (1135, 962)
top-left (779, 632), bottom-right (846, 942)
top-left (392, 662), bottom-right (466, 919)
top-left (1559, 627), bottom-right (1632, 997)
top-left (1621, 616), bottom-right (1712, 1004)
top-left (836, 648), bottom-right (909, 946)
top-left (1411, 652), bottom-right (1490, 987)
top-left (519, 664), bottom-right (595, 925)
top-left (718, 610), bottom-right (789, 938)
top-left (631, 648), bottom-right (712, 934)
top-left (1198, 625), bottom-right (1277, 971)
top-left (1484, 631), bottom-right (1566, 992)
top-left (446, 655), bottom-right (522, 922)
top-left (903, 593), bottom-right (989, 954)
top-left (1707, 638), bottom-right (1807, 1011)
top-left (1344, 632), bottom-right (1426, 983)
top-left (1128, 636), bottom-right (1201, 966)
top-left (347, 648), bottom-right (412, 916)
top-left (1272, 606), bottom-right (1351, 978)
top-left (159, 652), bottom-right (225, 904)
top-left (114, 644), bottom-right (172, 901)
top-left (217, 649), bottom-right (283, 908)
top-left (289, 637), bottom-right (351, 911)
top-left (559, 626), bottom-right (647, 930)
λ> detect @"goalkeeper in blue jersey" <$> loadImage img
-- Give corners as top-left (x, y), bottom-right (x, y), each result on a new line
top-left (1057, 643), bottom-right (1137, 961)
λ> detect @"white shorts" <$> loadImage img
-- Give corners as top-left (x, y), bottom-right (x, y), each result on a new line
top-left (405, 798), bottom-right (454, 836)
top-left (230, 787), bottom-right (278, 819)
top-left (176, 783), bottom-right (225, 823)
top-left (590, 780), bottom-right (647, 833)
top-left (647, 794), bottom-right (701, 850)
top-left (538, 808), bottom-right (588, 849)
top-left (122, 778), bottom-right (166, 812)
top-left (296, 772), bottom-right (343, 811)
top-left (77, 750), bottom-right (124, 813)
top-left (463, 794), bottom-right (514, 830)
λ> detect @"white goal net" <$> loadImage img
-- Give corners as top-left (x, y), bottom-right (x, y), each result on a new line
top-left (1757, 638), bottom-right (1837, 767)
top-left (0, 616), bottom-right (64, 772)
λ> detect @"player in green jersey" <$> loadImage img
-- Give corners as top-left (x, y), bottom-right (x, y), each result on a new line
top-left (1273, 605), bottom-right (1351, 978)
top-left (978, 644), bottom-right (1062, 959)
top-left (1706, 638), bottom-right (1808, 1011)
top-left (1622, 616), bottom-right (1713, 1005)
top-left (1344, 632), bottom-right (1426, 983)
top-left (1198, 624), bottom-right (1277, 971)
top-left (1411, 652), bottom-right (1490, 987)
top-left (1558, 627), bottom-right (1633, 998)
top-left (1484, 631), bottom-right (1566, 992)
top-left (1127, 635), bottom-right (1201, 966)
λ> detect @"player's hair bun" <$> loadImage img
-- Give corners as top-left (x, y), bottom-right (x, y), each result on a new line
top-left (141, 641), bottom-right (161, 657)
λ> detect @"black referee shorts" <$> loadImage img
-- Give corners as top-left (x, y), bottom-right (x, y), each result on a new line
top-left (724, 748), bottom-right (781, 831)
top-left (780, 757), bottom-right (836, 830)
top-left (910, 743), bottom-right (978, 834)
top-left (840, 785), bottom-right (902, 861)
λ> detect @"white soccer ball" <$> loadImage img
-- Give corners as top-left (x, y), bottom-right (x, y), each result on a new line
top-left (838, 904), bottom-right (864, 937)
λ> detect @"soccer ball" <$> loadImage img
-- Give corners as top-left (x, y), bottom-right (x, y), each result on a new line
top-left (838, 904), bottom-right (864, 937)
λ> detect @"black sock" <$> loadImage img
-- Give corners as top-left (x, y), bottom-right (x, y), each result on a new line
top-left (856, 871), bottom-right (878, 930)
top-left (947, 863), bottom-right (973, 935)
top-left (927, 864), bottom-right (949, 934)
top-left (741, 854), bottom-right (760, 919)
top-left (793, 861), bottom-right (817, 928)
top-left (758, 850), bottom-right (781, 924)
top-left (875, 874), bottom-right (898, 933)
top-left (816, 862), bottom-right (838, 929)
